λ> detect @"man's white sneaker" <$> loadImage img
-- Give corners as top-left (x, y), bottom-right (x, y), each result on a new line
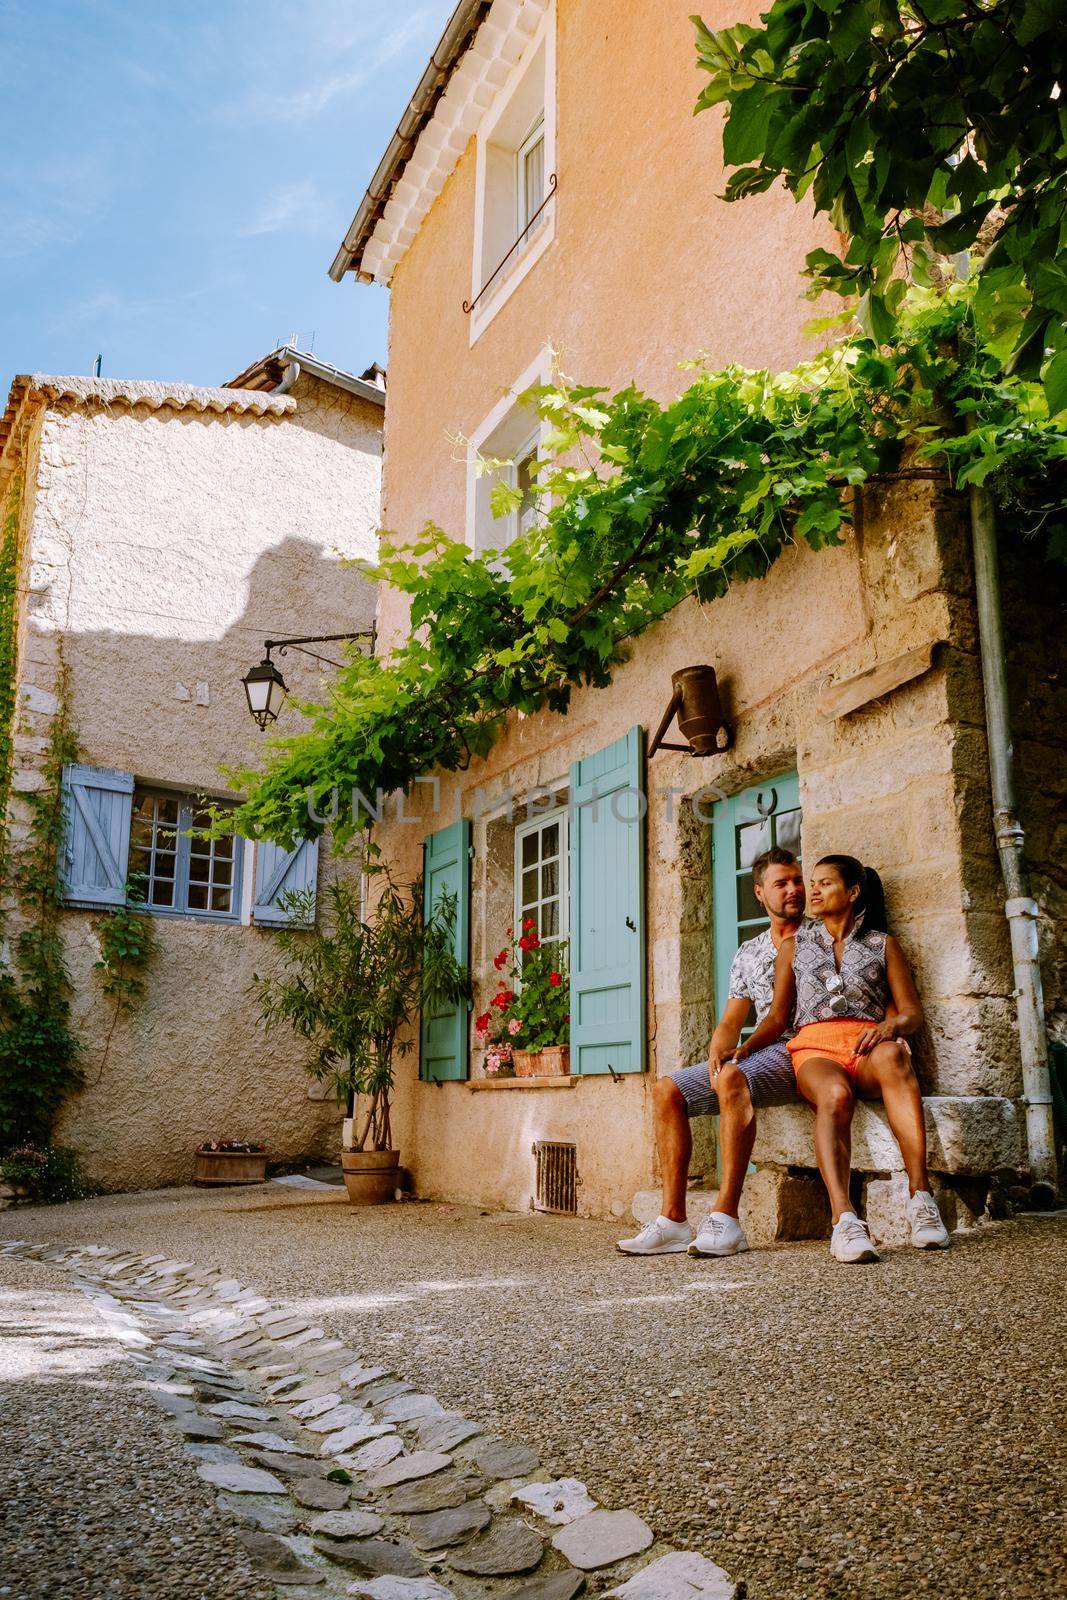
top-left (687, 1211), bottom-right (749, 1258)
top-left (616, 1215), bottom-right (694, 1255)
top-left (906, 1189), bottom-right (951, 1249)
top-left (830, 1211), bottom-right (880, 1264)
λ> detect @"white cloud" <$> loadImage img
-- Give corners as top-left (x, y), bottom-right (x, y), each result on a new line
top-left (239, 179), bottom-right (335, 238)
top-left (228, 8), bottom-right (435, 124)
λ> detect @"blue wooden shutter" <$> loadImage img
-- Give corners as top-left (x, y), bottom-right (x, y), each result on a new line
top-left (252, 837), bottom-right (320, 925)
top-left (569, 725), bottom-right (646, 1075)
top-left (420, 818), bottom-right (472, 1082)
top-left (59, 763), bottom-right (134, 908)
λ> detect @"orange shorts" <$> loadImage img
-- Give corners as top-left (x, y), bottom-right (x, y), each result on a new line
top-left (787, 1019), bottom-right (910, 1079)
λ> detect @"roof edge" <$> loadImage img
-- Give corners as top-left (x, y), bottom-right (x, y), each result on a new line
top-left (328, 0), bottom-right (489, 283)
top-left (225, 347), bottom-right (386, 405)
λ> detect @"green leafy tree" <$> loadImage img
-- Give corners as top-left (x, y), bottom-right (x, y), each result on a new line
top-left (693, 0), bottom-right (1067, 402)
top-left (226, 289), bottom-right (1065, 847)
top-left (254, 869), bottom-right (468, 1151)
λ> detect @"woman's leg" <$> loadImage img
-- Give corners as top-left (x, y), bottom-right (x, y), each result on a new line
top-left (853, 1040), bottom-right (931, 1195)
top-left (795, 1056), bottom-right (856, 1222)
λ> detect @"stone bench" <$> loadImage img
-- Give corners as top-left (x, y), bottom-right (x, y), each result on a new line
top-left (631, 1095), bottom-right (1023, 1247)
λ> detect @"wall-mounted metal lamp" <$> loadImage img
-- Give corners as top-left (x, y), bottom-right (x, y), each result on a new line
top-left (242, 629), bottom-right (376, 729)
top-left (649, 665), bottom-right (732, 758)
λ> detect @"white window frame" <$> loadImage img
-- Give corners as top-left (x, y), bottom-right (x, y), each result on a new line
top-left (516, 115), bottom-right (546, 244)
top-left (514, 805), bottom-right (569, 952)
top-left (469, 1), bottom-right (556, 346)
top-left (466, 349), bottom-right (551, 554)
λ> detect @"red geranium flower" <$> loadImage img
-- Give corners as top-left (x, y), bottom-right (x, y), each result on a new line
top-left (475, 1012), bottom-right (491, 1035)
top-left (493, 950), bottom-right (508, 970)
top-left (523, 918), bottom-right (535, 930)
top-left (549, 972), bottom-right (562, 987)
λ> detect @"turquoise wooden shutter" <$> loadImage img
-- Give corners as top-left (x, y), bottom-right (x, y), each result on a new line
top-left (420, 818), bottom-right (472, 1082)
top-left (569, 725), bottom-right (646, 1075)
top-left (59, 763), bottom-right (134, 908)
top-left (252, 836), bottom-right (320, 925)
top-left (711, 772), bottom-right (801, 1016)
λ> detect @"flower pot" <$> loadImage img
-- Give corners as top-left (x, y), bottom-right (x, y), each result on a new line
top-left (194, 1149), bottom-right (268, 1186)
top-left (341, 1148), bottom-right (400, 1205)
top-left (513, 1046), bottom-right (570, 1078)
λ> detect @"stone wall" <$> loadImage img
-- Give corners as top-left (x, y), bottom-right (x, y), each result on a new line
top-left (6, 375), bottom-right (381, 1192)
top-left (372, 473), bottom-right (1025, 1219)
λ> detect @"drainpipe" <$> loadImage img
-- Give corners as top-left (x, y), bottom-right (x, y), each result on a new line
top-left (273, 359), bottom-right (301, 395)
top-left (966, 422), bottom-right (1058, 1196)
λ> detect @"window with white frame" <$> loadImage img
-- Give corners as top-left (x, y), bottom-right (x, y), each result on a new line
top-left (467, 354), bottom-right (548, 554)
top-left (514, 807), bottom-right (568, 952)
top-left (129, 789), bottom-right (242, 920)
top-left (470, 5), bottom-right (555, 340)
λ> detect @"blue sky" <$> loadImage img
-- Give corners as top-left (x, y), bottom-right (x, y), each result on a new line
top-left (0, 0), bottom-right (451, 395)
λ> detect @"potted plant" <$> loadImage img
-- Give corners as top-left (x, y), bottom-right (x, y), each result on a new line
top-left (477, 922), bottom-right (570, 1077)
top-left (255, 864), bottom-right (467, 1205)
top-left (194, 1140), bottom-right (268, 1185)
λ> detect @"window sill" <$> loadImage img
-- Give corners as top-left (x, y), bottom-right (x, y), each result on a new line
top-left (466, 1074), bottom-right (578, 1092)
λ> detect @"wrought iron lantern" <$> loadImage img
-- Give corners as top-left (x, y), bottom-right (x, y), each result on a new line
top-left (242, 652), bottom-right (288, 729)
top-left (649, 665), bottom-right (732, 758)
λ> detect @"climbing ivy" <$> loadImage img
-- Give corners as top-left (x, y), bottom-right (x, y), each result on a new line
top-left (0, 679), bottom-right (83, 1151)
top-left (226, 285), bottom-right (1066, 849)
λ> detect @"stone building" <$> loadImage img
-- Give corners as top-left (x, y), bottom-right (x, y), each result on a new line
top-left (0, 352), bottom-right (383, 1191)
top-left (325, 0), bottom-right (1061, 1234)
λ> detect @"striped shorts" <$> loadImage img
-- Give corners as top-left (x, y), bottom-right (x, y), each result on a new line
top-left (668, 1039), bottom-right (798, 1119)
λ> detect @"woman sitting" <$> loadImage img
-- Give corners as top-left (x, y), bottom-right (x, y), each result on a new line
top-left (734, 854), bottom-right (950, 1263)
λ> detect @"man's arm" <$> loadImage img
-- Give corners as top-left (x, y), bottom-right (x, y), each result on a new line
top-left (709, 997), bottom-right (753, 1085)
top-left (733, 938), bottom-right (796, 1061)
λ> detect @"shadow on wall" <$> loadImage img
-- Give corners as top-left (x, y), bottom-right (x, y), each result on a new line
top-left (28, 537), bottom-right (377, 1191)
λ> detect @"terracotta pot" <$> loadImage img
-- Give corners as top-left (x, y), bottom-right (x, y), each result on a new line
top-left (194, 1149), bottom-right (268, 1186)
top-left (513, 1046), bottom-right (570, 1078)
top-left (341, 1148), bottom-right (400, 1205)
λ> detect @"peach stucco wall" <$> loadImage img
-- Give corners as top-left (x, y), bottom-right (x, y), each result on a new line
top-left (378, 0), bottom-right (833, 645)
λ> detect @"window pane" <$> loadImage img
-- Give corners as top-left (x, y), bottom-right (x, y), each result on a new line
top-left (541, 822), bottom-right (558, 858)
top-left (541, 859), bottom-right (558, 899)
top-left (154, 850), bottom-right (176, 877)
top-left (188, 855), bottom-right (209, 882)
top-left (214, 834), bottom-right (234, 860)
top-left (521, 868), bottom-right (538, 907)
top-left (157, 797), bottom-right (180, 825)
top-left (187, 883), bottom-right (208, 910)
top-left (129, 845), bottom-right (151, 876)
top-left (210, 886), bottom-right (232, 913)
top-left (775, 807), bottom-right (802, 857)
top-left (524, 132), bottom-right (545, 227)
top-left (150, 880), bottom-right (174, 907)
top-left (521, 832), bottom-right (538, 868)
top-left (541, 901), bottom-right (558, 937)
top-left (736, 871), bottom-right (764, 923)
top-left (213, 859), bottom-right (232, 887)
top-left (736, 819), bottom-right (769, 869)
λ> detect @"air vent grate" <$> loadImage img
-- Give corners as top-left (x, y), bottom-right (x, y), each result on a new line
top-left (533, 1140), bottom-right (578, 1216)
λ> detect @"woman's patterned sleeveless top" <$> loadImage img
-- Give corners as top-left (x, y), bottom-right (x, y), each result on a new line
top-left (792, 920), bottom-right (890, 1027)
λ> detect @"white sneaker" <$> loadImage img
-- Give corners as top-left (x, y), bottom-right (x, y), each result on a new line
top-left (906, 1189), bottom-right (951, 1249)
top-left (687, 1211), bottom-right (749, 1257)
top-left (830, 1211), bottom-right (881, 1264)
top-left (616, 1215), bottom-right (694, 1255)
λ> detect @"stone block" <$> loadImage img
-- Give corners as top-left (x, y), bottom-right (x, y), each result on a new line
top-left (737, 1166), bottom-right (830, 1244)
top-left (752, 1096), bottom-right (1022, 1176)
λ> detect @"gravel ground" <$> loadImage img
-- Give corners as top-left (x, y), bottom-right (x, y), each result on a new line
top-left (0, 1252), bottom-right (271, 1600)
top-left (2, 1186), bottom-right (1065, 1600)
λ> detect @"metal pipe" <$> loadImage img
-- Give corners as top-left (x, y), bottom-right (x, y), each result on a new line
top-left (273, 359), bottom-right (301, 395)
top-left (966, 426), bottom-right (1057, 1193)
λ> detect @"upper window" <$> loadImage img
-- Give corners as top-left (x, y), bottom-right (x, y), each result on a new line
top-left (469, 4), bottom-right (556, 342)
top-left (129, 789), bottom-right (243, 921)
top-left (467, 353), bottom-right (549, 554)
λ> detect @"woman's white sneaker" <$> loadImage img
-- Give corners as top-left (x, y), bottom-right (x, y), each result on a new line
top-left (906, 1189), bottom-right (951, 1249)
top-left (616, 1215), bottom-right (694, 1255)
top-left (830, 1211), bottom-right (880, 1264)
top-left (687, 1212), bottom-right (749, 1257)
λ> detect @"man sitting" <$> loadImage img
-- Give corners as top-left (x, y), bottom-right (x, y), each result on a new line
top-left (617, 847), bottom-right (805, 1257)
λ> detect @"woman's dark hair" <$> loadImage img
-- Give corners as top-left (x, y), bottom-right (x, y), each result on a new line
top-left (815, 855), bottom-right (888, 934)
